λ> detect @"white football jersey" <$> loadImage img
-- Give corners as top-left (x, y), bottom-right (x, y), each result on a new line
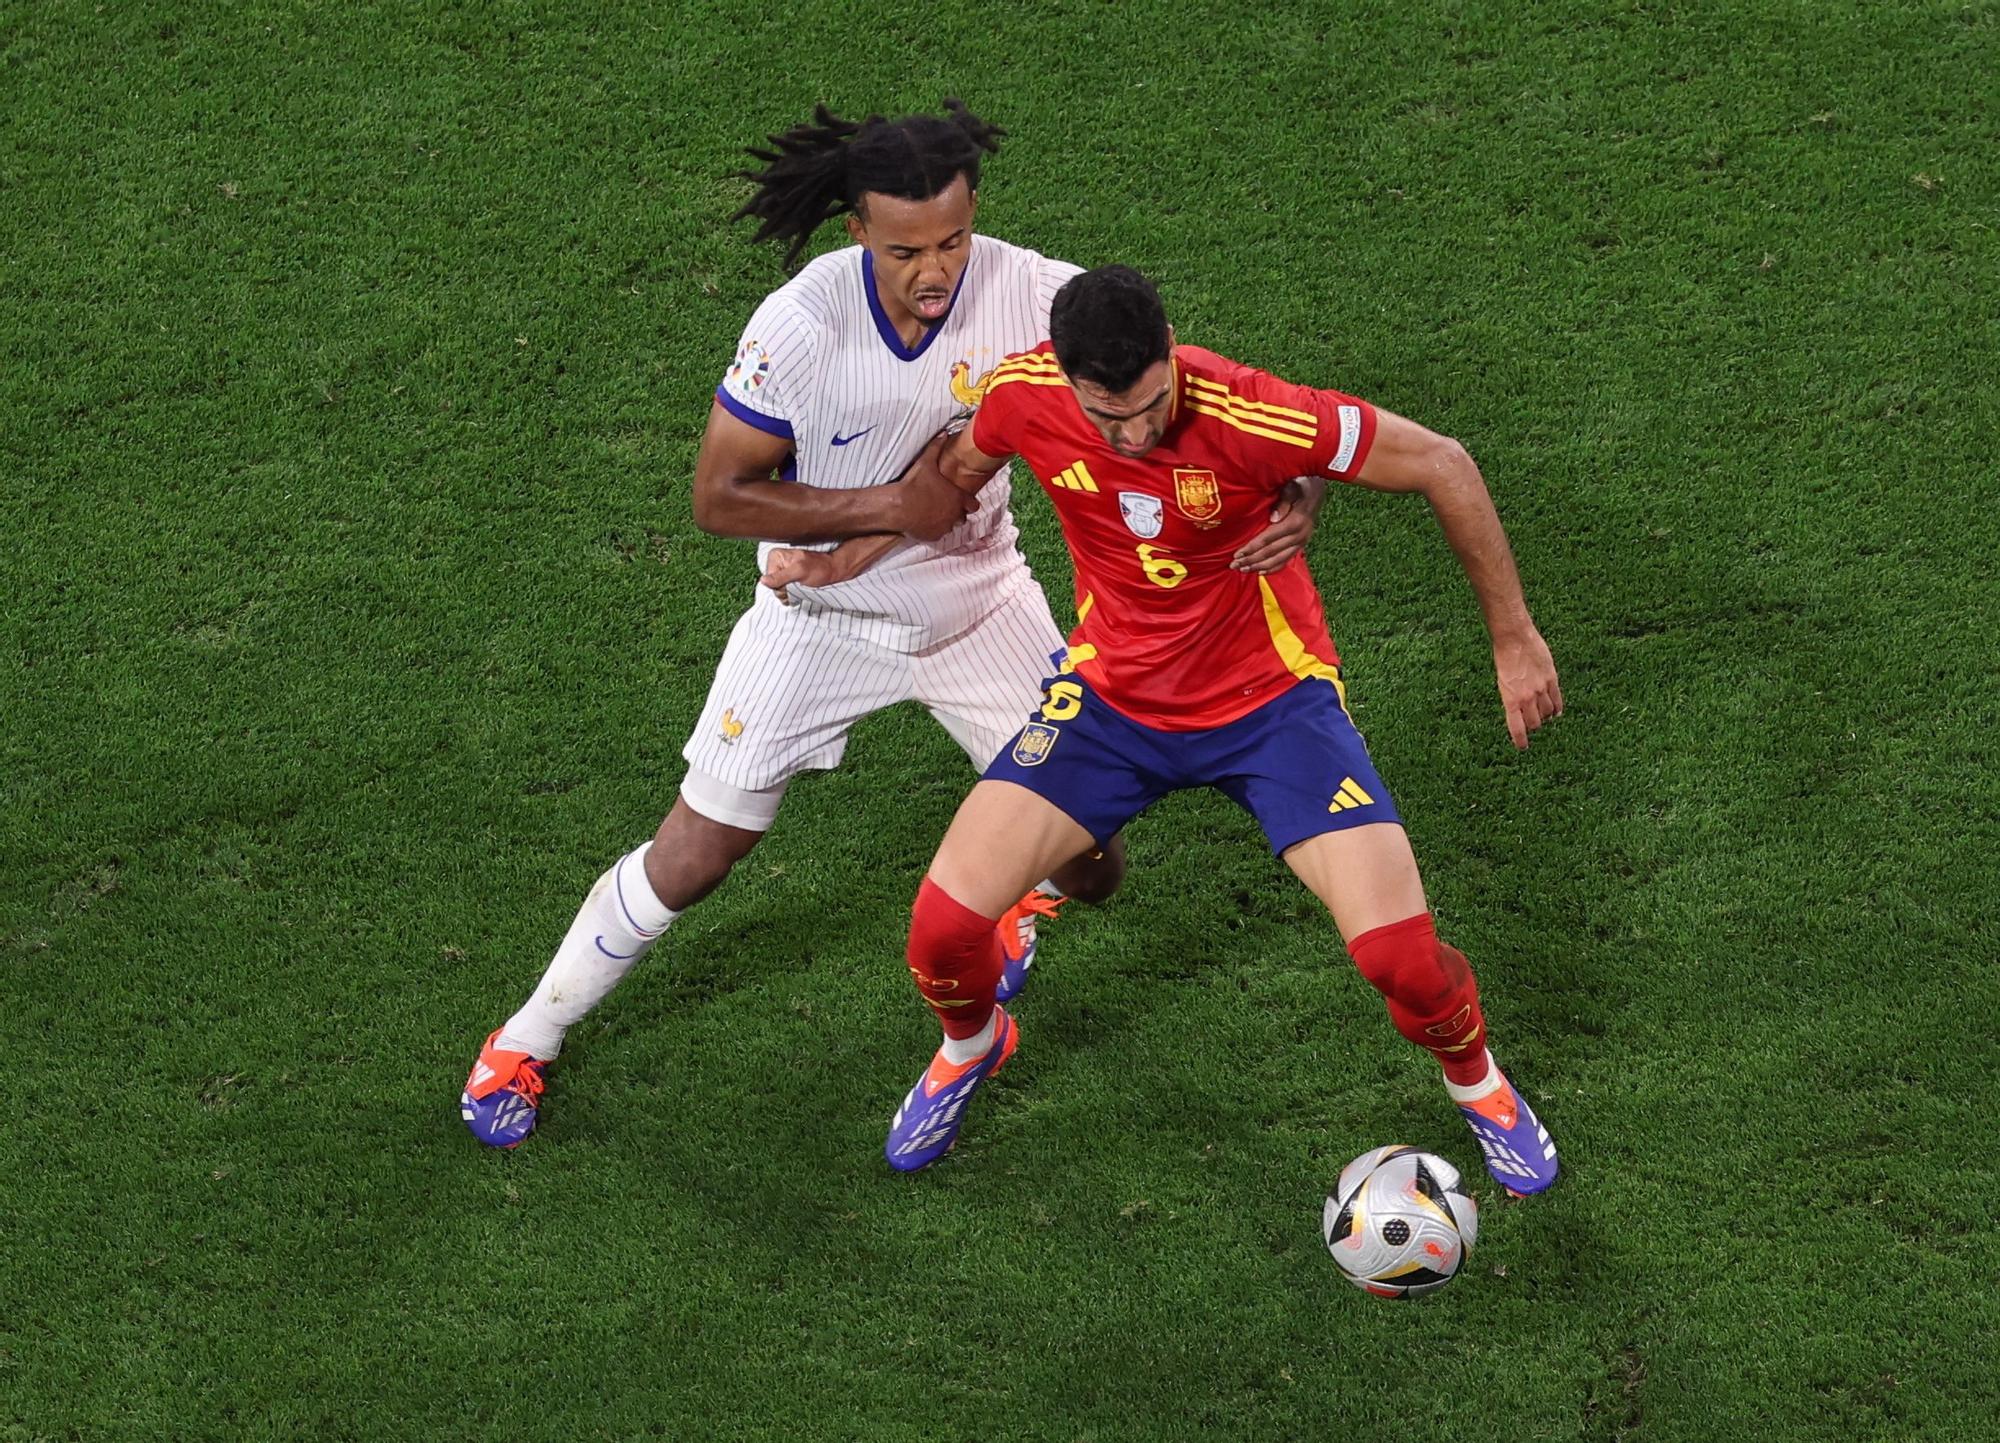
top-left (714, 236), bottom-right (1079, 651)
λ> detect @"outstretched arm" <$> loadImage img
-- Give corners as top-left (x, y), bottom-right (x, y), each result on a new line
top-left (1348, 410), bottom-right (1563, 749)
top-left (762, 426), bottom-right (1009, 594)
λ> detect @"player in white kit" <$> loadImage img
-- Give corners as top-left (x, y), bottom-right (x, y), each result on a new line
top-left (460, 102), bottom-right (1323, 1148)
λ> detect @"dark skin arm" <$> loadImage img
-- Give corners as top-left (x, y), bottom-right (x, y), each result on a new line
top-left (690, 402), bottom-right (977, 543)
top-left (761, 434), bottom-right (1329, 590)
top-left (760, 429), bottom-right (993, 589)
top-left (1230, 476), bottom-right (1328, 573)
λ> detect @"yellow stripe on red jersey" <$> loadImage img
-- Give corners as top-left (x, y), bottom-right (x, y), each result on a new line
top-left (986, 351), bottom-right (1064, 384)
top-left (1183, 401), bottom-right (1317, 448)
top-left (1185, 376), bottom-right (1319, 434)
top-left (1184, 375), bottom-right (1319, 448)
top-left (985, 351), bottom-right (1068, 394)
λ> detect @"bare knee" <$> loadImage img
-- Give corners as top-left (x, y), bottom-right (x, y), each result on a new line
top-left (1049, 833), bottom-right (1127, 906)
top-left (645, 797), bottom-right (766, 911)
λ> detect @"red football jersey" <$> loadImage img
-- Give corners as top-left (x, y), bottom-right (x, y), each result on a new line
top-left (971, 343), bottom-right (1377, 730)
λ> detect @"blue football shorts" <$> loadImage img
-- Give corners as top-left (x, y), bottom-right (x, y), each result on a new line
top-left (981, 669), bottom-right (1401, 855)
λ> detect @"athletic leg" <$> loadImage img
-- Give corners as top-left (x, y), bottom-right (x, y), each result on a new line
top-left (1285, 827), bottom-right (1557, 1194)
top-left (1224, 678), bottom-right (1559, 1195)
top-left (884, 781), bottom-right (1101, 1171)
top-left (1280, 823), bottom-right (1482, 1076)
top-left (917, 582), bottom-right (1128, 1003)
top-left (1046, 837), bottom-right (1126, 905)
top-left (497, 787), bottom-right (774, 1062)
top-left (887, 671), bottom-right (1166, 1171)
top-left (462, 597), bottom-right (911, 1147)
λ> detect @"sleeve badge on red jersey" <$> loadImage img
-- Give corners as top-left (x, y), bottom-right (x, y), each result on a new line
top-left (1118, 492), bottom-right (1164, 539)
top-left (1012, 722), bottom-right (1060, 766)
top-left (1174, 469), bottom-right (1223, 528)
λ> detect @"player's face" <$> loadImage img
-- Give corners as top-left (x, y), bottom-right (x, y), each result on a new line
top-left (1068, 355), bottom-right (1176, 458)
top-left (846, 176), bottom-right (977, 330)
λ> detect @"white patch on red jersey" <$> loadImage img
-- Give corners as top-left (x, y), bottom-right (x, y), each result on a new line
top-left (1118, 492), bottom-right (1164, 539)
top-left (1330, 403), bottom-right (1362, 475)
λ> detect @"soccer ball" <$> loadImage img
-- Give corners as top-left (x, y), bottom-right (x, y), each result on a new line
top-left (1323, 1145), bottom-right (1479, 1298)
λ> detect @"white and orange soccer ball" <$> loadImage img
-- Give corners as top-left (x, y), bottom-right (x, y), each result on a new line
top-left (1323, 1146), bottom-right (1480, 1298)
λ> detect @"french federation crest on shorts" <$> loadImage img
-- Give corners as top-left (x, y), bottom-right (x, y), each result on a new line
top-left (1118, 492), bottom-right (1164, 539)
top-left (1012, 722), bottom-right (1060, 767)
top-left (1173, 468), bottom-right (1223, 528)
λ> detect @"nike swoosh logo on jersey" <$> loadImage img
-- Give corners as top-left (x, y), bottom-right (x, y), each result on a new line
top-left (831, 427), bottom-right (876, 446)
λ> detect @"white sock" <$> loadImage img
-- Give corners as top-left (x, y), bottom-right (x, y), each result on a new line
top-left (498, 843), bottom-right (678, 1060)
top-left (1035, 878), bottom-right (1063, 898)
top-left (1442, 1050), bottom-right (1504, 1103)
top-left (938, 1011), bottom-right (998, 1066)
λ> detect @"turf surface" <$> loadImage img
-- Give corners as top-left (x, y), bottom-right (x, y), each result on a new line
top-left (5, 2), bottom-right (1997, 1438)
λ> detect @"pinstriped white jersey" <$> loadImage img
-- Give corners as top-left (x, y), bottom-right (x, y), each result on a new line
top-left (714, 236), bottom-right (1079, 652)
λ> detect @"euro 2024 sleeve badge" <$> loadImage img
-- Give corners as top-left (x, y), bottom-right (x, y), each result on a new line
top-left (724, 339), bottom-right (772, 401)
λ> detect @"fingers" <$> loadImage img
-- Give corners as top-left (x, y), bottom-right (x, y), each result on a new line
top-left (1528, 671), bottom-right (1562, 730)
top-left (1229, 542), bottom-right (1292, 573)
top-left (1503, 678), bottom-right (1565, 748)
top-left (1233, 491), bottom-right (1312, 572)
top-left (1231, 521), bottom-right (1308, 573)
top-left (760, 549), bottom-right (807, 599)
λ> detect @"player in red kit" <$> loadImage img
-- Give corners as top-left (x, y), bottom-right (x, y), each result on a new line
top-left (765, 266), bottom-right (1565, 1191)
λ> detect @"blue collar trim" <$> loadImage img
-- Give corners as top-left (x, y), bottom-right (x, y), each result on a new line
top-left (862, 250), bottom-right (965, 362)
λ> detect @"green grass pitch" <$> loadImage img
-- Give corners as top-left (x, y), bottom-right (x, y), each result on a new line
top-left (4, 2), bottom-right (1997, 1439)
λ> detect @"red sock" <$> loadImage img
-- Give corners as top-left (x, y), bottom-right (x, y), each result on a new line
top-left (907, 878), bottom-right (1003, 1040)
top-left (1346, 913), bottom-right (1490, 1087)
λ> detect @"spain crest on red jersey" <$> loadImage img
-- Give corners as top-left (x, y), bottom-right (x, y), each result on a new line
top-left (1173, 468), bottom-right (1223, 528)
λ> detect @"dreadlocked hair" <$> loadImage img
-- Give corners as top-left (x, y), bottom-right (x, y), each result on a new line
top-left (732, 99), bottom-right (1005, 269)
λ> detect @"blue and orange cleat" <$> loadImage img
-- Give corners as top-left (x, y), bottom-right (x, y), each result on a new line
top-left (994, 891), bottom-right (1062, 1004)
top-left (460, 1030), bottom-right (548, 1148)
top-left (1456, 1065), bottom-right (1560, 1197)
top-left (884, 1008), bottom-right (1018, 1172)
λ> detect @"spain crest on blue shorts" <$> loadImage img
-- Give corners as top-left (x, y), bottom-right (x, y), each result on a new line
top-left (983, 672), bottom-right (1398, 853)
top-left (1012, 722), bottom-right (1060, 767)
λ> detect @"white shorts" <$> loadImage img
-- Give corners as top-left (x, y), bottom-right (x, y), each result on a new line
top-left (680, 571), bottom-right (1066, 813)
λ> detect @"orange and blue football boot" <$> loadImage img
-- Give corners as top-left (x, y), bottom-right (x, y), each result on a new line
top-left (884, 1007), bottom-right (1018, 1172)
top-left (994, 891), bottom-right (1062, 1004)
top-left (460, 1030), bottom-right (548, 1148)
top-left (1456, 1065), bottom-right (1560, 1196)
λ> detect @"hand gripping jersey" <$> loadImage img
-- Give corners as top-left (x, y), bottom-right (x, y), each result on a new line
top-left (714, 237), bottom-right (1079, 652)
top-left (969, 344), bottom-right (1378, 730)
